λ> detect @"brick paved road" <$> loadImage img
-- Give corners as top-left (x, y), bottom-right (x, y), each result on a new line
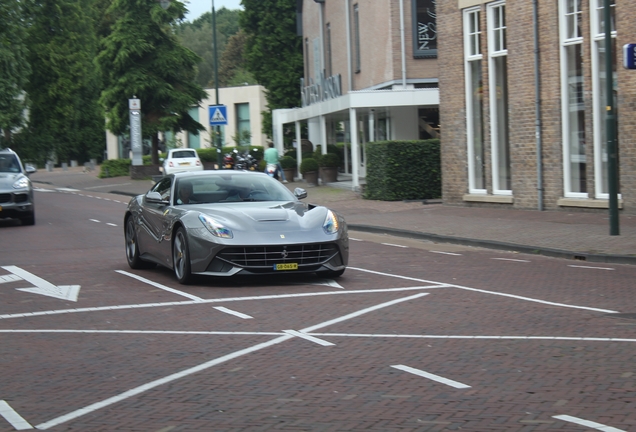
top-left (0, 189), bottom-right (635, 431)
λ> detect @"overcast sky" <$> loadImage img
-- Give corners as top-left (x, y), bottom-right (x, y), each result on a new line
top-left (184, 0), bottom-right (243, 22)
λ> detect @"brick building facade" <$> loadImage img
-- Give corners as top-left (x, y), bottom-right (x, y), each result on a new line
top-left (439, 0), bottom-right (636, 215)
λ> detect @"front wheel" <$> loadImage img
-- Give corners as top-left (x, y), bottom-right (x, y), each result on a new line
top-left (173, 227), bottom-right (193, 284)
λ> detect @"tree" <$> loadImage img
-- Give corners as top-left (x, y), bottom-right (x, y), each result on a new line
top-left (218, 29), bottom-right (256, 87)
top-left (97, 0), bottom-right (207, 165)
top-left (0, 0), bottom-right (31, 147)
top-left (23, 0), bottom-right (105, 164)
top-left (240, 0), bottom-right (303, 138)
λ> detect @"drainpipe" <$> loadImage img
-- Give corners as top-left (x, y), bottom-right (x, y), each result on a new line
top-left (345, 0), bottom-right (353, 91)
top-left (533, 0), bottom-right (543, 211)
top-left (399, 0), bottom-right (407, 87)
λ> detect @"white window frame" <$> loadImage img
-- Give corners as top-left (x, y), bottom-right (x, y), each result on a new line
top-left (464, 7), bottom-right (486, 194)
top-left (559, 0), bottom-right (587, 198)
top-left (487, 1), bottom-right (510, 195)
top-left (590, 0), bottom-right (617, 199)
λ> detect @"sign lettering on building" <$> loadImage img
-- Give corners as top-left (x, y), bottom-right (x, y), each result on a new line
top-left (300, 72), bottom-right (342, 107)
top-left (413, 0), bottom-right (437, 58)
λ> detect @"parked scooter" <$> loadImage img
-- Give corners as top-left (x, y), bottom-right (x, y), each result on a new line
top-left (234, 148), bottom-right (259, 171)
top-left (223, 149), bottom-right (237, 169)
top-left (265, 163), bottom-right (279, 180)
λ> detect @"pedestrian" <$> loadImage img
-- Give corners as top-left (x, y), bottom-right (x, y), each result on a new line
top-left (263, 142), bottom-right (288, 183)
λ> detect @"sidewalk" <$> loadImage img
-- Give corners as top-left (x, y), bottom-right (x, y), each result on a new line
top-left (30, 166), bottom-right (636, 265)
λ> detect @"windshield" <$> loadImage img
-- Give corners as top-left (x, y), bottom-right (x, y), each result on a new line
top-left (174, 173), bottom-right (296, 205)
top-left (0, 154), bottom-right (21, 173)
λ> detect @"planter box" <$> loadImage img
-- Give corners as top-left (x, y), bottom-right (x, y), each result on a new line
top-left (319, 166), bottom-right (338, 183)
top-left (302, 171), bottom-right (319, 186)
top-left (282, 168), bottom-right (295, 182)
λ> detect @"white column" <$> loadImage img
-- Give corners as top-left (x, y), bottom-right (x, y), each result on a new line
top-left (320, 115), bottom-right (328, 154)
top-left (349, 108), bottom-right (360, 190)
top-left (295, 121), bottom-right (302, 176)
top-left (368, 109), bottom-right (375, 142)
top-left (272, 110), bottom-right (284, 153)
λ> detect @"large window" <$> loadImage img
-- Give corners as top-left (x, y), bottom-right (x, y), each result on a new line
top-left (412, 0), bottom-right (437, 58)
top-left (187, 107), bottom-right (200, 149)
top-left (590, 0), bottom-right (617, 198)
top-left (488, 2), bottom-right (510, 194)
top-left (235, 103), bottom-right (250, 146)
top-left (464, 8), bottom-right (485, 193)
top-left (559, 0), bottom-right (586, 196)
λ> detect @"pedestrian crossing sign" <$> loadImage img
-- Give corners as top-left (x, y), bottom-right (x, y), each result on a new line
top-left (209, 105), bottom-right (228, 125)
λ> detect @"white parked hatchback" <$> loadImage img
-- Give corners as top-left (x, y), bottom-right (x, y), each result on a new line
top-left (162, 149), bottom-right (204, 175)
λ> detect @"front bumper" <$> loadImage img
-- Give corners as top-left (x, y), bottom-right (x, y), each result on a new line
top-left (0, 191), bottom-right (34, 219)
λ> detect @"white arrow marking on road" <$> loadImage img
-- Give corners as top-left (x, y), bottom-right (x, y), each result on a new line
top-left (1, 266), bottom-right (80, 302)
top-left (0, 274), bottom-right (23, 284)
top-left (553, 415), bottom-right (625, 432)
top-left (283, 329), bottom-right (335, 346)
top-left (0, 400), bottom-right (33, 430)
top-left (311, 279), bottom-right (344, 289)
top-left (391, 364), bottom-right (471, 389)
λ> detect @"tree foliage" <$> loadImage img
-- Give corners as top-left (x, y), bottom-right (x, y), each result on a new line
top-left (0, 0), bottom-right (31, 146)
top-left (219, 29), bottom-right (255, 87)
top-left (22, 0), bottom-right (104, 164)
top-left (97, 0), bottom-right (207, 164)
top-left (240, 0), bottom-right (303, 138)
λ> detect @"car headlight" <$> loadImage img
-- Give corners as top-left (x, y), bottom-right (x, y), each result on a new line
top-left (13, 177), bottom-right (30, 189)
top-left (199, 214), bottom-right (233, 239)
top-left (323, 210), bottom-right (339, 234)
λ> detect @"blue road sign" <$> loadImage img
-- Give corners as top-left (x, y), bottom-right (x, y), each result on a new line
top-left (209, 105), bottom-right (228, 126)
top-left (623, 44), bottom-right (636, 69)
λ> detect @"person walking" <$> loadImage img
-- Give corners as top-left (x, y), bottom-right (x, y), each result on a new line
top-left (263, 142), bottom-right (288, 183)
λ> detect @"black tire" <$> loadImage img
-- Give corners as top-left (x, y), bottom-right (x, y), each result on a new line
top-left (125, 216), bottom-right (154, 269)
top-left (21, 211), bottom-right (35, 226)
top-left (173, 227), bottom-right (193, 284)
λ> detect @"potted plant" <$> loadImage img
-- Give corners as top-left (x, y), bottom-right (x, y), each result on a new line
top-left (318, 153), bottom-right (340, 183)
top-left (280, 155), bottom-right (297, 182)
top-left (299, 157), bottom-right (319, 186)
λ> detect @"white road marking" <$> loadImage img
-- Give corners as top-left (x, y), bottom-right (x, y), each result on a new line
top-left (430, 251), bottom-right (462, 256)
top-left (0, 285), bottom-right (446, 320)
top-left (35, 294), bottom-right (426, 430)
top-left (311, 279), bottom-right (344, 289)
top-left (492, 258), bottom-right (530, 262)
top-left (106, 223), bottom-right (117, 227)
top-left (309, 333), bottom-right (636, 343)
top-left (553, 414), bottom-right (625, 431)
top-left (391, 364), bottom-right (471, 389)
top-left (283, 329), bottom-right (335, 346)
top-left (2, 266), bottom-right (80, 302)
top-left (213, 306), bottom-right (253, 319)
top-left (0, 330), bottom-right (281, 336)
top-left (0, 400), bottom-right (33, 430)
top-left (349, 267), bottom-right (619, 314)
top-left (89, 219), bottom-right (100, 223)
top-left (381, 243), bottom-right (409, 248)
top-left (568, 265), bottom-right (615, 271)
top-left (0, 274), bottom-right (23, 284)
top-left (33, 188), bottom-right (54, 192)
top-left (349, 238), bottom-right (363, 241)
top-left (55, 187), bottom-right (79, 192)
top-left (116, 270), bottom-right (204, 302)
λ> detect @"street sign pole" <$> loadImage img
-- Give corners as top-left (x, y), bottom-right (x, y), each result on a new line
top-left (212, 0), bottom-right (223, 170)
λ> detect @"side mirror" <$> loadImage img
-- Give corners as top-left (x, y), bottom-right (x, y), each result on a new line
top-left (294, 187), bottom-right (307, 200)
top-left (146, 191), bottom-right (169, 205)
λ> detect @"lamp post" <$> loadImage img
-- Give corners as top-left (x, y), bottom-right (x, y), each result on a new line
top-left (212, 0), bottom-right (223, 169)
top-left (604, 0), bottom-right (619, 235)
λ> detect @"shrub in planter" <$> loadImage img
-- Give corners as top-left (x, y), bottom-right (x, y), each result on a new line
top-left (318, 153), bottom-right (340, 168)
top-left (299, 157), bottom-right (319, 174)
top-left (280, 155), bottom-right (296, 169)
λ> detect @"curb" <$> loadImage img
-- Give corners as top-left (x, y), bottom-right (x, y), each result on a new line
top-left (348, 224), bottom-right (636, 266)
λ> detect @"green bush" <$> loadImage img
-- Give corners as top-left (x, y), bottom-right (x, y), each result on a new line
top-left (197, 148), bottom-right (218, 162)
top-left (363, 139), bottom-right (441, 201)
top-left (284, 149), bottom-right (297, 159)
top-left (280, 155), bottom-right (296, 169)
top-left (318, 153), bottom-right (340, 167)
top-left (99, 159), bottom-right (131, 178)
top-left (299, 157), bottom-right (319, 174)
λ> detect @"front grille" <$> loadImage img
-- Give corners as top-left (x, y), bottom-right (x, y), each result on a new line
top-left (14, 194), bottom-right (29, 203)
top-left (217, 243), bottom-right (339, 269)
top-left (0, 193), bottom-right (10, 204)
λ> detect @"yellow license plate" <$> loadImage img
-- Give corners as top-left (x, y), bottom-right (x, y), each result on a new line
top-left (0, 206), bottom-right (2, 211)
top-left (179, 162), bottom-right (191, 166)
top-left (274, 263), bottom-right (298, 271)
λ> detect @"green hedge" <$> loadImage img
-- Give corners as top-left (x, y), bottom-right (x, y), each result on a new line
top-left (363, 139), bottom-right (441, 201)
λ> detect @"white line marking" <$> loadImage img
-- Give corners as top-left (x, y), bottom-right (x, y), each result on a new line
top-left (381, 243), bottom-right (409, 248)
top-left (213, 306), bottom-right (253, 319)
top-left (553, 414), bottom-right (626, 431)
top-left (89, 219), bottom-right (100, 223)
top-left (55, 187), bottom-right (79, 192)
top-left (568, 265), bottom-right (615, 271)
top-left (35, 294), bottom-right (424, 430)
top-left (391, 364), bottom-right (471, 389)
top-left (430, 251), bottom-right (462, 256)
top-left (349, 238), bottom-right (363, 241)
top-left (115, 270), bottom-right (204, 302)
top-left (0, 330), bottom-right (281, 336)
top-left (0, 400), bottom-right (33, 430)
top-left (308, 333), bottom-right (636, 342)
top-left (0, 274), bottom-right (23, 284)
top-left (492, 258), bottom-right (530, 262)
top-left (106, 223), bottom-right (117, 227)
top-left (283, 329), bottom-right (335, 346)
top-left (0, 285), bottom-right (446, 320)
top-left (349, 267), bottom-right (619, 313)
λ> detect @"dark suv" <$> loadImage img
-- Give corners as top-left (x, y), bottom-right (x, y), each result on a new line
top-left (0, 148), bottom-right (36, 225)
